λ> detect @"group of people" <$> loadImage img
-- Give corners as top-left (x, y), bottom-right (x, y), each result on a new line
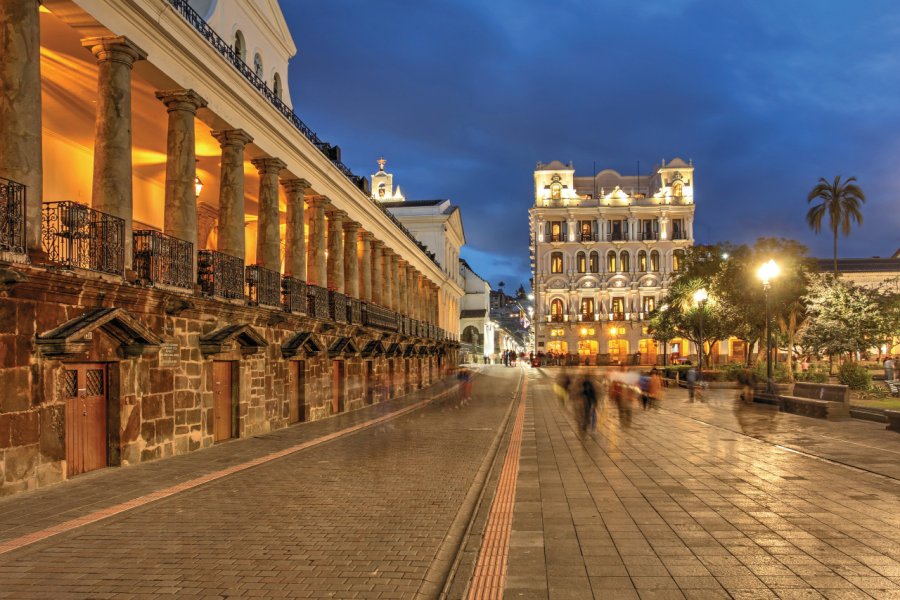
top-left (556, 367), bottom-right (665, 434)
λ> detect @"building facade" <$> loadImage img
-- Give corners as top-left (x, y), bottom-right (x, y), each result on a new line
top-left (0, 0), bottom-right (459, 496)
top-left (530, 159), bottom-right (695, 365)
top-left (459, 259), bottom-right (494, 363)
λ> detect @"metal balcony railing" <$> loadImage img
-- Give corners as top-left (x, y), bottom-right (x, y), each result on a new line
top-left (329, 290), bottom-right (348, 323)
top-left (281, 276), bottom-right (307, 314)
top-left (246, 265), bottom-right (281, 308)
top-left (549, 314), bottom-right (564, 323)
top-left (640, 231), bottom-right (659, 241)
top-left (348, 298), bottom-right (362, 324)
top-left (364, 303), bottom-right (399, 331)
top-left (133, 230), bottom-right (193, 290)
top-left (307, 284), bottom-right (329, 319)
top-left (609, 312), bottom-right (626, 322)
top-left (0, 177), bottom-right (25, 254)
top-left (608, 231), bottom-right (629, 241)
top-left (672, 231), bottom-right (687, 240)
top-left (198, 249), bottom-right (244, 300)
top-left (549, 234), bottom-right (564, 242)
top-left (42, 201), bottom-right (124, 275)
top-left (580, 233), bottom-right (598, 242)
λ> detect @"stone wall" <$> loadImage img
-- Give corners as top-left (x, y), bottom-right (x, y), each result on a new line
top-left (0, 264), bottom-right (455, 497)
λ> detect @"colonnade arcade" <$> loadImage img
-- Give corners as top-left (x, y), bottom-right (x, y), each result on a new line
top-left (0, 1), bottom-right (446, 333)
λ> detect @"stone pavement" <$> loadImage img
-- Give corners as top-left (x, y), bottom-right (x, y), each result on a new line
top-left (503, 368), bottom-right (900, 600)
top-left (0, 367), bottom-right (523, 599)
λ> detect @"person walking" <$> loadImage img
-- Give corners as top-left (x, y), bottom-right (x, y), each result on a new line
top-left (639, 372), bottom-right (651, 410)
top-left (581, 376), bottom-right (597, 433)
top-left (686, 364), bottom-right (698, 403)
top-left (885, 356), bottom-right (896, 382)
top-left (648, 368), bottom-right (663, 409)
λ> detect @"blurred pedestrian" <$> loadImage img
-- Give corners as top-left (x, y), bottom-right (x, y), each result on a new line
top-left (737, 368), bottom-right (755, 404)
top-left (686, 364), bottom-right (698, 403)
top-left (648, 368), bottom-right (662, 409)
top-left (639, 372), bottom-right (651, 410)
top-left (580, 376), bottom-right (597, 433)
top-left (555, 369), bottom-right (572, 407)
top-left (885, 356), bottom-right (896, 381)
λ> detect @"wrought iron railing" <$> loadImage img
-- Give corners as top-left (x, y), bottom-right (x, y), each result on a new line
top-left (307, 284), bottom-right (329, 319)
top-left (165, 0), bottom-right (443, 272)
top-left (133, 230), bottom-right (193, 289)
top-left (42, 201), bottom-right (124, 275)
top-left (198, 249), bottom-right (244, 300)
top-left (640, 231), bottom-right (659, 241)
top-left (671, 231), bottom-right (687, 240)
top-left (364, 303), bottom-right (399, 331)
top-left (348, 298), bottom-right (362, 324)
top-left (281, 276), bottom-right (307, 314)
top-left (246, 265), bottom-right (281, 308)
top-left (549, 314), bottom-right (564, 323)
top-left (0, 178), bottom-right (25, 254)
top-left (329, 290), bottom-right (347, 323)
top-left (609, 231), bottom-right (629, 241)
top-left (580, 233), bottom-right (598, 242)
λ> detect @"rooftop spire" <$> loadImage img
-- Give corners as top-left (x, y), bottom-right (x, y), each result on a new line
top-left (377, 156), bottom-right (386, 172)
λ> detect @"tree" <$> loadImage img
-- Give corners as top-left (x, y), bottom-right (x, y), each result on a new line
top-left (806, 176), bottom-right (865, 274)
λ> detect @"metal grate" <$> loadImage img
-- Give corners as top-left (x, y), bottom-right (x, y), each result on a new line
top-left (133, 229), bottom-right (193, 289)
top-left (0, 177), bottom-right (26, 254)
top-left (246, 264), bottom-right (281, 308)
top-left (85, 369), bottom-right (104, 396)
top-left (198, 249), bottom-right (244, 300)
top-left (42, 201), bottom-right (124, 275)
top-left (62, 369), bottom-right (77, 399)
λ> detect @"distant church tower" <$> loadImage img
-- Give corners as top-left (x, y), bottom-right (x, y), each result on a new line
top-left (371, 157), bottom-right (405, 202)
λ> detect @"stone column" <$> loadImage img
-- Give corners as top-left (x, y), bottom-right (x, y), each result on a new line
top-left (281, 178), bottom-right (309, 280)
top-left (397, 260), bottom-right (407, 317)
top-left (250, 157), bottom-right (285, 271)
top-left (360, 232), bottom-right (373, 302)
top-left (0, 0), bottom-right (42, 253)
top-left (343, 220), bottom-right (359, 298)
top-left (372, 241), bottom-right (384, 306)
top-left (384, 250), bottom-right (394, 310)
top-left (326, 209), bottom-right (344, 292)
top-left (408, 266), bottom-right (418, 319)
top-left (156, 89), bottom-right (207, 278)
top-left (211, 129), bottom-right (252, 259)
top-left (306, 196), bottom-right (328, 286)
top-left (82, 36), bottom-right (146, 271)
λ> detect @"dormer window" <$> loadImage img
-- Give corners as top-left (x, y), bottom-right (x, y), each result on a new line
top-left (253, 53), bottom-right (263, 78)
top-left (234, 30), bottom-right (246, 62)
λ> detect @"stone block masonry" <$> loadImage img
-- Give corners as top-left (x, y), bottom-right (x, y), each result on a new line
top-left (0, 264), bottom-right (454, 497)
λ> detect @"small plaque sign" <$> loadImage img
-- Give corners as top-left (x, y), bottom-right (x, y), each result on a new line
top-left (159, 343), bottom-right (180, 368)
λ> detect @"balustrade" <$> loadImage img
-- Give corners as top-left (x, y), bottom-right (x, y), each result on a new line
top-left (246, 265), bottom-right (281, 308)
top-left (348, 298), bottom-right (362, 324)
top-left (198, 249), bottom-right (244, 300)
top-left (364, 303), bottom-right (399, 331)
top-left (307, 284), bottom-right (329, 319)
top-left (133, 230), bottom-right (193, 289)
top-left (42, 201), bottom-right (124, 275)
top-left (281, 276), bottom-right (307, 314)
top-left (0, 178), bottom-right (25, 254)
top-left (329, 290), bottom-right (348, 323)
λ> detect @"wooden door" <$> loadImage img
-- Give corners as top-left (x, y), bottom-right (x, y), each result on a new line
top-left (213, 361), bottom-right (233, 441)
top-left (332, 360), bottom-right (345, 414)
top-left (290, 360), bottom-right (306, 423)
top-left (388, 360), bottom-right (395, 399)
top-left (63, 364), bottom-right (108, 477)
top-left (365, 361), bottom-right (374, 404)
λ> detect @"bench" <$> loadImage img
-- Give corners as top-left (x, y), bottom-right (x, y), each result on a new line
top-left (886, 380), bottom-right (900, 397)
top-left (887, 410), bottom-right (900, 432)
top-left (778, 382), bottom-right (850, 420)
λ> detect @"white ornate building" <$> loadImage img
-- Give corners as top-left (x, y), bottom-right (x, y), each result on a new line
top-left (530, 159), bottom-right (696, 364)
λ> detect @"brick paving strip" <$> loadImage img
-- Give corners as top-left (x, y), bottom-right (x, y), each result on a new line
top-left (0, 374), bottom-right (474, 557)
top-left (464, 371), bottom-right (529, 599)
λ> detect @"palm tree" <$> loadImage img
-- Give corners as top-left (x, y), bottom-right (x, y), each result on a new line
top-left (806, 176), bottom-right (865, 273)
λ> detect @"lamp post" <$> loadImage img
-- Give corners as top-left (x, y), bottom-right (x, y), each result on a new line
top-left (693, 288), bottom-right (708, 381)
top-left (757, 259), bottom-right (780, 395)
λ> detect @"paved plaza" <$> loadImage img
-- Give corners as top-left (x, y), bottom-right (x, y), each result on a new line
top-left (1, 367), bottom-right (900, 599)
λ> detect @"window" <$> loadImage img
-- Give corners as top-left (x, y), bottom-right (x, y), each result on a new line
top-left (650, 250), bottom-right (660, 272)
top-left (620, 251), bottom-right (630, 272)
top-left (607, 251), bottom-right (617, 273)
top-left (673, 249), bottom-right (685, 272)
top-left (550, 252), bottom-right (563, 274)
top-left (253, 53), bottom-right (263, 78)
top-left (273, 73), bottom-right (283, 100)
top-left (549, 221), bottom-right (564, 242)
top-left (672, 218), bottom-right (685, 240)
top-left (611, 297), bottom-right (625, 320)
top-left (580, 298), bottom-right (594, 317)
top-left (549, 174), bottom-right (562, 201)
top-left (608, 219), bottom-right (626, 241)
top-left (638, 250), bottom-right (647, 272)
top-left (579, 220), bottom-right (594, 241)
top-left (640, 219), bottom-right (658, 240)
top-left (550, 299), bottom-right (565, 322)
top-left (576, 251), bottom-right (586, 273)
top-left (642, 297), bottom-right (655, 314)
top-left (234, 30), bottom-right (246, 61)
top-left (589, 251), bottom-right (599, 273)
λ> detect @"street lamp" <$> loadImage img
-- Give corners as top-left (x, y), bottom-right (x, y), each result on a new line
top-left (693, 288), bottom-right (708, 380)
top-left (757, 259), bottom-right (780, 395)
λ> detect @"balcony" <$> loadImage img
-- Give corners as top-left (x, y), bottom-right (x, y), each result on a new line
top-left (246, 265), bottom-right (281, 308)
top-left (348, 298), bottom-right (362, 324)
top-left (329, 290), bottom-right (348, 323)
top-left (549, 234), bottom-right (564, 242)
top-left (198, 249), bottom-right (244, 300)
top-left (307, 284), bottom-right (329, 319)
top-left (133, 230), bottom-right (193, 290)
top-left (364, 303), bottom-right (399, 331)
top-left (672, 231), bottom-right (687, 240)
top-left (608, 312), bottom-right (626, 322)
top-left (0, 177), bottom-right (25, 254)
top-left (608, 231), bottom-right (629, 242)
top-left (42, 201), bottom-right (124, 276)
top-left (281, 276), bottom-right (307, 314)
top-left (549, 314), bottom-right (564, 323)
top-left (639, 231), bottom-right (659, 241)
top-left (580, 233), bottom-right (598, 242)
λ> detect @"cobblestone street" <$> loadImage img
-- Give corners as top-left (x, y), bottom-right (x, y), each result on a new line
top-left (2, 366), bottom-right (900, 599)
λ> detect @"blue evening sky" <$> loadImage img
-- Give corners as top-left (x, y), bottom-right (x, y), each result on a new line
top-left (282, 1), bottom-right (900, 290)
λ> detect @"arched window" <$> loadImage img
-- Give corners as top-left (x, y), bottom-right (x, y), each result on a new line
top-left (273, 73), bottom-right (283, 100)
top-left (673, 249), bottom-right (685, 272)
top-left (580, 297), bottom-right (594, 317)
top-left (253, 53), bottom-right (263, 78)
top-left (620, 251), bottom-right (630, 273)
top-left (638, 250), bottom-right (647, 272)
top-left (550, 298), bottom-right (565, 322)
top-left (650, 250), bottom-right (660, 272)
top-left (607, 251), bottom-right (617, 273)
top-left (550, 252), bottom-right (563, 274)
top-left (234, 30), bottom-right (246, 61)
top-left (462, 326), bottom-right (480, 345)
top-left (576, 251), bottom-right (586, 273)
top-left (589, 251), bottom-right (599, 273)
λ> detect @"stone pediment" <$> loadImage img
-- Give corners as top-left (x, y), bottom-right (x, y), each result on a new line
top-left (36, 307), bottom-right (162, 358)
top-left (360, 339), bottom-right (386, 358)
top-left (385, 342), bottom-right (402, 357)
top-left (329, 337), bottom-right (359, 357)
top-left (417, 346), bottom-right (430, 357)
top-left (200, 324), bottom-right (267, 357)
top-left (403, 344), bottom-right (418, 358)
top-left (281, 332), bottom-right (323, 358)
